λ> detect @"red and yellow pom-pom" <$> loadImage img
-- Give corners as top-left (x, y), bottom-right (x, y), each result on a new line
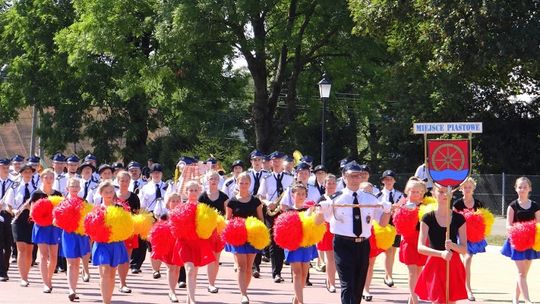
top-left (533, 224), bottom-right (540, 251)
top-left (149, 221), bottom-right (175, 258)
top-left (392, 207), bottom-right (418, 238)
top-left (245, 217), bottom-right (270, 250)
top-left (274, 211), bottom-right (303, 251)
top-left (53, 197), bottom-right (84, 233)
top-left (49, 195), bottom-right (64, 207)
top-left (509, 220), bottom-right (536, 251)
top-left (422, 196), bottom-right (437, 206)
top-left (84, 206), bottom-right (111, 243)
top-left (299, 211), bottom-right (326, 247)
top-left (222, 217), bottom-right (248, 246)
top-left (195, 204), bottom-right (219, 239)
top-left (477, 208), bottom-right (495, 236)
top-left (105, 206), bottom-right (134, 242)
top-left (460, 210), bottom-right (486, 243)
top-left (75, 202), bottom-right (94, 235)
top-left (373, 220), bottom-right (397, 250)
top-left (216, 215), bottom-right (226, 235)
top-left (132, 212), bottom-right (154, 240)
top-left (169, 203), bottom-right (198, 240)
top-left (418, 202), bottom-right (437, 221)
top-left (31, 198), bottom-right (54, 226)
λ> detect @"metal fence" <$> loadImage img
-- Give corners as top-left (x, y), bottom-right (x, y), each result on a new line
top-left (389, 173), bottom-right (540, 216)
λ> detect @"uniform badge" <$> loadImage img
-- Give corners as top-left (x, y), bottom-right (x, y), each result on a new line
top-left (366, 215), bottom-right (371, 224)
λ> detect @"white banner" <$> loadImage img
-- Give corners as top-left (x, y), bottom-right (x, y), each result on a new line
top-left (413, 122), bottom-right (483, 134)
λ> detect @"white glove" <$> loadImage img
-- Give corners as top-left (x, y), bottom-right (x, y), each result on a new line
top-left (381, 201), bottom-right (392, 213)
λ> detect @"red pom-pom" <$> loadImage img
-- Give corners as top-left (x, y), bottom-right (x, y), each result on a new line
top-left (392, 207), bottom-right (419, 238)
top-left (53, 197), bottom-right (82, 233)
top-left (221, 217), bottom-right (248, 246)
top-left (169, 203), bottom-right (198, 240)
top-left (84, 206), bottom-right (111, 243)
top-left (460, 210), bottom-right (486, 243)
top-left (31, 198), bottom-right (54, 226)
top-left (369, 227), bottom-right (384, 258)
top-left (303, 201), bottom-right (316, 208)
top-left (274, 211), bottom-right (303, 250)
top-left (149, 221), bottom-right (175, 259)
top-left (509, 220), bottom-right (536, 251)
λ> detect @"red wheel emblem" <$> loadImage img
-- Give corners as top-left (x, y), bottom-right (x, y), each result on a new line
top-left (430, 143), bottom-right (465, 171)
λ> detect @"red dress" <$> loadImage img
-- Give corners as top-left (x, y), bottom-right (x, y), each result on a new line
top-left (316, 222), bottom-right (334, 251)
top-left (415, 211), bottom-right (467, 302)
top-left (175, 238), bottom-right (215, 267)
top-left (399, 230), bottom-right (427, 266)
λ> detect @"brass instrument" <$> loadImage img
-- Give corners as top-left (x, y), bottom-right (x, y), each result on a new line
top-left (265, 191), bottom-right (286, 217)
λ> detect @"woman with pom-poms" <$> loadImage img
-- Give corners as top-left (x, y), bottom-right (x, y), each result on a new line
top-left (149, 192), bottom-right (183, 303)
top-left (500, 177), bottom-right (539, 304)
top-left (199, 170), bottom-right (228, 294)
top-left (84, 180), bottom-right (133, 304)
top-left (29, 168), bottom-right (63, 293)
top-left (452, 177), bottom-right (487, 301)
top-left (224, 172), bottom-right (265, 304)
top-left (415, 184), bottom-right (468, 303)
top-left (392, 177), bottom-right (428, 304)
top-left (53, 177), bottom-right (93, 301)
top-left (316, 174), bottom-right (338, 293)
top-left (115, 170), bottom-right (142, 294)
top-left (276, 182), bottom-right (325, 304)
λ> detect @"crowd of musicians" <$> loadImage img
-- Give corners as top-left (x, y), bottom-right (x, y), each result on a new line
top-left (0, 151), bottom-right (538, 304)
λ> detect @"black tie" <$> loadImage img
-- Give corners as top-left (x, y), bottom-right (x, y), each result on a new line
top-left (352, 192), bottom-right (362, 236)
top-left (24, 183), bottom-right (31, 202)
top-left (155, 183), bottom-right (162, 199)
top-left (134, 180), bottom-right (139, 191)
top-left (1, 181), bottom-right (5, 198)
top-left (83, 181), bottom-right (89, 199)
top-left (389, 191), bottom-right (394, 203)
top-left (276, 174), bottom-right (283, 195)
top-left (253, 172), bottom-right (261, 194)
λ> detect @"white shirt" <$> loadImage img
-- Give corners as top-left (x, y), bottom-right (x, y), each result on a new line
top-left (4, 180), bottom-right (37, 210)
top-left (378, 188), bottom-right (403, 204)
top-left (138, 180), bottom-right (168, 211)
top-left (257, 171), bottom-right (294, 203)
top-left (320, 187), bottom-right (382, 238)
top-left (415, 164), bottom-right (433, 189)
top-left (78, 178), bottom-right (98, 203)
top-left (281, 183), bottom-right (321, 208)
top-left (247, 169), bottom-right (268, 195)
top-left (129, 178), bottom-right (146, 194)
top-left (53, 172), bottom-right (78, 196)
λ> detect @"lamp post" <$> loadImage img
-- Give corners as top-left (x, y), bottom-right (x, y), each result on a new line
top-left (318, 74), bottom-right (331, 166)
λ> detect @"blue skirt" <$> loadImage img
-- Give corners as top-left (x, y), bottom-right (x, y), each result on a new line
top-left (285, 245), bottom-right (318, 263)
top-left (61, 231), bottom-right (91, 258)
top-left (32, 224), bottom-right (61, 245)
top-left (501, 239), bottom-right (540, 261)
top-left (467, 239), bottom-right (487, 255)
top-left (225, 243), bottom-right (260, 254)
top-left (92, 241), bottom-right (128, 267)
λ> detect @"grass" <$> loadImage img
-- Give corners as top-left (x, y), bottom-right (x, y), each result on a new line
top-left (486, 234), bottom-right (506, 246)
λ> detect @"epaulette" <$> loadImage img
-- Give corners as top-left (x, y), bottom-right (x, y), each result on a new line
top-left (329, 191), bottom-right (342, 200)
top-left (262, 174), bottom-right (272, 179)
top-left (162, 183), bottom-right (169, 191)
top-left (225, 179), bottom-right (234, 187)
top-left (283, 172), bottom-right (293, 176)
top-left (363, 191), bottom-right (379, 199)
top-left (56, 174), bottom-right (65, 180)
top-left (376, 192), bottom-right (383, 198)
top-left (91, 185), bottom-right (99, 191)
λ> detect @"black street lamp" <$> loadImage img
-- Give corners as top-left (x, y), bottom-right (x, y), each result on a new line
top-left (318, 74), bottom-right (331, 166)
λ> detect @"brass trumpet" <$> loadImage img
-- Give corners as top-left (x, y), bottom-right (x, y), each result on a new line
top-left (265, 191), bottom-right (286, 217)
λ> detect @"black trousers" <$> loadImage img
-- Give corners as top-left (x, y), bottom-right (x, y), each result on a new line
top-left (130, 236), bottom-right (147, 270)
top-left (334, 235), bottom-right (370, 304)
top-left (252, 253), bottom-right (261, 272)
top-left (0, 211), bottom-right (13, 277)
top-left (264, 212), bottom-right (284, 278)
top-left (177, 266), bottom-right (186, 282)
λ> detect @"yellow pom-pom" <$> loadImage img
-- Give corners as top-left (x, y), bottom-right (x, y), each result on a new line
top-left (477, 208), bottom-right (495, 237)
top-left (422, 196), bottom-right (437, 206)
top-left (76, 202), bottom-right (95, 235)
top-left (373, 220), bottom-right (397, 250)
top-left (418, 202), bottom-right (438, 221)
top-left (245, 216), bottom-right (270, 250)
top-left (49, 195), bottom-right (64, 207)
top-left (105, 206), bottom-right (134, 242)
top-left (533, 224), bottom-right (540, 251)
top-left (216, 215), bottom-right (226, 235)
top-left (195, 203), bottom-right (219, 239)
top-left (132, 212), bottom-right (154, 240)
top-left (299, 211), bottom-right (326, 247)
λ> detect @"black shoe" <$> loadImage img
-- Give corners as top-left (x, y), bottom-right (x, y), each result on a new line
top-left (306, 280), bottom-right (312, 286)
top-left (273, 275), bottom-right (283, 283)
top-left (262, 256), bottom-right (270, 263)
top-left (178, 281), bottom-right (186, 288)
top-left (252, 270), bottom-right (260, 278)
top-left (68, 293), bottom-right (77, 302)
top-left (383, 278), bottom-right (394, 287)
top-left (153, 271), bottom-right (161, 279)
top-left (207, 286), bottom-right (219, 293)
top-left (0, 276), bottom-right (8, 282)
top-left (362, 295), bottom-right (373, 302)
top-left (131, 268), bottom-right (141, 274)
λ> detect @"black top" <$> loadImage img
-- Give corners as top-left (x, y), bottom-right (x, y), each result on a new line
top-left (30, 189), bottom-right (63, 204)
top-left (119, 192), bottom-right (140, 213)
top-left (453, 197), bottom-right (484, 211)
top-left (227, 196), bottom-right (262, 219)
top-left (421, 211), bottom-right (466, 251)
top-left (199, 191), bottom-right (228, 216)
top-left (509, 200), bottom-right (539, 223)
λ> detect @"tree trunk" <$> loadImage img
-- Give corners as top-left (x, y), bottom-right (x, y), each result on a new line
top-left (123, 95), bottom-right (149, 162)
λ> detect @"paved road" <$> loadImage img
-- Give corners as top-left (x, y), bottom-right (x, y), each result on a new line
top-left (1, 245), bottom-right (538, 303)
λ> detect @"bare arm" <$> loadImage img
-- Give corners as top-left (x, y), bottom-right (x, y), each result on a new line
top-left (224, 200), bottom-right (233, 220)
top-left (506, 206), bottom-right (514, 231)
top-left (446, 222), bottom-right (467, 255)
top-left (417, 221), bottom-right (452, 260)
top-left (256, 203), bottom-right (264, 221)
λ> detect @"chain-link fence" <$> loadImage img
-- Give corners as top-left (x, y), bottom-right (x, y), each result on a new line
top-left (388, 173), bottom-right (540, 216)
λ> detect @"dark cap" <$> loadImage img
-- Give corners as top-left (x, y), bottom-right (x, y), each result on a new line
top-left (127, 161), bottom-right (141, 170)
top-left (51, 153), bottom-right (66, 162)
top-left (19, 163), bottom-right (36, 173)
top-left (78, 161), bottom-right (96, 173)
top-left (112, 162), bottom-right (124, 170)
top-left (295, 162), bottom-right (311, 172)
top-left (313, 165), bottom-right (327, 173)
top-left (98, 164), bottom-right (113, 174)
top-left (150, 163), bottom-right (163, 173)
top-left (358, 164), bottom-right (370, 173)
top-left (178, 156), bottom-right (196, 166)
top-left (66, 154), bottom-right (80, 164)
top-left (231, 160), bottom-right (244, 170)
top-left (0, 158), bottom-right (10, 166)
top-left (380, 170), bottom-right (396, 181)
top-left (84, 154), bottom-right (97, 162)
top-left (339, 157), bottom-right (353, 170)
top-left (284, 155), bottom-right (294, 163)
top-left (11, 154), bottom-right (24, 163)
top-left (26, 155), bottom-right (40, 165)
top-left (250, 150), bottom-right (265, 159)
top-left (263, 154), bottom-right (271, 161)
top-left (269, 151), bottom-right (285, 159)
top-left (300, 155), bottom-right (314, 164)
top-left (206, 157), bottom-right (217, 165)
